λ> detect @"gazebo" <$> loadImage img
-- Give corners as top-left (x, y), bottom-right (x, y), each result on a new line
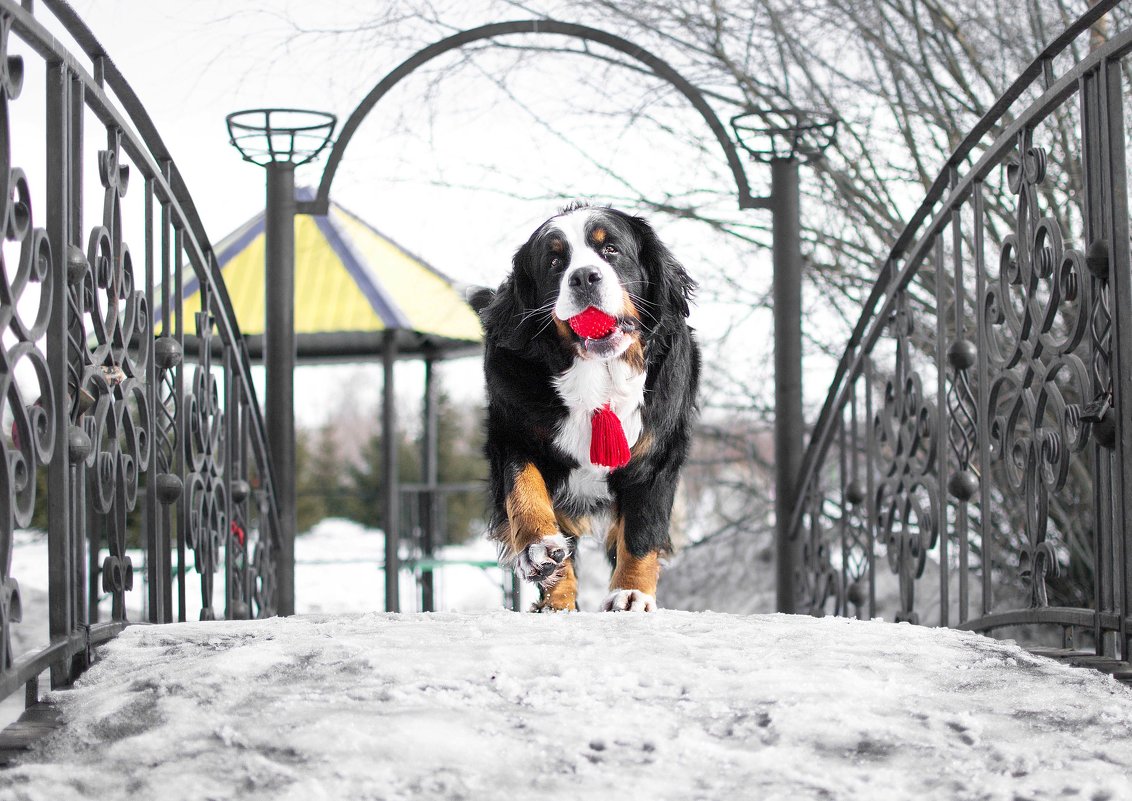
top-left (182, 194), bottom-right (482, 360)
top-left (178, 193), bottom-right (484, 611)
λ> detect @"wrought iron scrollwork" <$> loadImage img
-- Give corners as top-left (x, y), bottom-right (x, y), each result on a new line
top-left (76, 128), bottom-right (151, 622)
top-left (0, 20), bottom-right (53, 667)
top-left (787, 2), bottom-right (1132, 659)
top-left (982, 132), bottom-right (1092, 608)
top-left (251, 487), bottom-right (277, 618)
top-left (228, 475), bottom-right (250, 620)
top-left (795, 486), bottom-right (838, 616)
top-left (873, 298), bottom-right (939, 625)
top-left (185, 303), bottom-right (226, 621)
top-left (946, 338), bottom-right (979, 502)
top-left (840, 475), bottom-right (870, 618)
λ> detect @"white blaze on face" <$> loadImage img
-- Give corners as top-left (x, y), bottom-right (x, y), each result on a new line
top-left (550, 210), bottom-right (624, 321)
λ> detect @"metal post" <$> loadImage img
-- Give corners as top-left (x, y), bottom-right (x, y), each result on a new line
top-left (143, 178), bottom-right (161, 625)
top-left (45, 62), bottom-right (74, 688)
top-left (383, 331), bottom-right (401, 612)
top-left (773, 157), bottom-right (803, 614)
top-left (421, 355), bottom-right (438, 612)
top-left (265, 161), bottom-right (296, 616)
top-left (1099, 57), bottom-right (1132, 661)
top-left (228, 108), bottom-right (334, 618)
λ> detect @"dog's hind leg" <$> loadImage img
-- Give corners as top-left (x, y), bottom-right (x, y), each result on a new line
top-left (602, 516), bottom-right (660, 612)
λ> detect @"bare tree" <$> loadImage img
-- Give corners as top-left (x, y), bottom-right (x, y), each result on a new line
top-left (265, 0), bottom-right (1121, 606)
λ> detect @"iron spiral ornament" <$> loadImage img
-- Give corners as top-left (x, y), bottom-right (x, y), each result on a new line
top-left (78, 127), bottom-right (152, 622)
top-left (872, 298), bottom-right (939, 625)
top-left (0, 20), bottom-right (54, 666)
top-left (981, 131), bottom-right (1094, 608)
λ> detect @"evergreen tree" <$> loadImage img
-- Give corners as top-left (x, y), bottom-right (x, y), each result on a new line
top-left (343, 417), bottom-right (421, 532)
top-left (295, 422), bottom-right (349, 533)
top-left (431, 389), bottom-right (486, 544)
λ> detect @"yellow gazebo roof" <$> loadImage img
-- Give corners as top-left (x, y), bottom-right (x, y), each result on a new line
top-left (179, 196), bottom-right (482, 360)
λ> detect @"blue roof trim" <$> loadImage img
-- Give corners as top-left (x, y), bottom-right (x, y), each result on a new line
top-left (333, 200), bottom-right (456, 286)
top-left (216, 216), bottom-right (267, 267)
top-left (313, 213), bottom-right (413, 330)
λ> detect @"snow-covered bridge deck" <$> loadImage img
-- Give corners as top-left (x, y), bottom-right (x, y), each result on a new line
top-left (1, 611), bottom-right (1130, 800)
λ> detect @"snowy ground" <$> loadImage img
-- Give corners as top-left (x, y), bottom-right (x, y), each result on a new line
top-left (0, 520), bottom-right (531, 727)
top-left (1, 611), bottom-right (1131, 800)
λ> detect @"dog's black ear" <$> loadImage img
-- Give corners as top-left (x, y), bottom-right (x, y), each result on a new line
top-left (478, 242), bottom-right (541, 351)
top-left (629, 215), bottom-right (696, 331)
top-left (467, 285), bottom-right (495, 315)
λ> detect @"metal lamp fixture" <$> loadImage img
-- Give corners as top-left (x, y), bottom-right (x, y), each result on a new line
top-left (731, 107), bottom-right (839, 163)
top-left (227, 106), bottom-right (336, 616)
top-left (727, 105), bottom-right (838, 613)
top-left (226, 108), bottom-right (337, 167)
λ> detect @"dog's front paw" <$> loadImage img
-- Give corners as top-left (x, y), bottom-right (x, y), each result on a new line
top-left (602, 588), bottom-right (657, 612)
top-left (516, 533), bottom-right (571, 586)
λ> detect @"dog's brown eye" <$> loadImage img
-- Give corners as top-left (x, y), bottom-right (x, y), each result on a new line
top-left (550, 256), bottom-right (562, 270)
top-left (602, 244), bottom-right (618, 256)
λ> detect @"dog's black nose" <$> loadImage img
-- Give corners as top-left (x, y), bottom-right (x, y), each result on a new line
top-left (568, 268), bottom-right (602, 288)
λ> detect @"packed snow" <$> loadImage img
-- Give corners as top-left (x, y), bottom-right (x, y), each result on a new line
top-left (3, 521), bottom-right (1131, 799)
top-left (0, 520), bottom-right (533, 727)
top-left (1, 611), bottom-right (1131, 800)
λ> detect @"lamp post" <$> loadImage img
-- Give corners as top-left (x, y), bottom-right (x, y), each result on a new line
top-left (227, 108), bottom-right (336, 616)
top-left (732, 108), bottom-right (838, 614)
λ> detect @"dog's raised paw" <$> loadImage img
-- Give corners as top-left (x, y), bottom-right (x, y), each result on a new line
top-left (516, 533), bottom-right (571, 585)
top-left (602, 588), bottom-right (656, 612)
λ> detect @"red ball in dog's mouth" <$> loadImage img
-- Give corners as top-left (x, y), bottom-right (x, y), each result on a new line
top-left (567, 307), bottom-right (618, 340)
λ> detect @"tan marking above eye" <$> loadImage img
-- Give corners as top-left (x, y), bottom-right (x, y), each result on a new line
top-left (591, 227), bottom-right (607, 245)
top-left (550, 239), bottom-right (565, 254)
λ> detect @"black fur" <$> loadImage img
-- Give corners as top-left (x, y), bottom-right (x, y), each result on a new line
top-left (478, 206), bottom-right (700, 567)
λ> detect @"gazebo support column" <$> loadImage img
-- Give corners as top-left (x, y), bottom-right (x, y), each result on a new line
top-left (265, 160), bottom-right (297, 617)
top-left (421, 354), bottom-right (439, 612)
top-left (383, 331), bottom-right (401, 612)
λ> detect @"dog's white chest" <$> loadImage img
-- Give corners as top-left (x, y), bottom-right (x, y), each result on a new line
top-left (552, 358), bottom-right (646, 511)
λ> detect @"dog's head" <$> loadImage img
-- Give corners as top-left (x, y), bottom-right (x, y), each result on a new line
top-left (475, 204), bottom-right (695, 361)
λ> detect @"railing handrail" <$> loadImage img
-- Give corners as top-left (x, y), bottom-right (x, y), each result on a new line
top-left (791, 0), bottom-right (1124, 538)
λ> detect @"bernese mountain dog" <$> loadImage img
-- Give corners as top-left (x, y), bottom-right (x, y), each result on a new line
top-left (471, 203), bottom-right (699, 612)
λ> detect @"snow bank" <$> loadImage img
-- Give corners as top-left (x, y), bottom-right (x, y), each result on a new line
top-left (2, 611), bottom-right (1130, 800)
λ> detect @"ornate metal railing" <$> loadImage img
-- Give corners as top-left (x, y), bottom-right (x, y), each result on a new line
top-left (792, 0), bottom-right (1132, 660)
top-left (0, 0), bottom-right (281, 708)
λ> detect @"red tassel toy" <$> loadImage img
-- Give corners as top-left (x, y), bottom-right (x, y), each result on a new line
top-left (590, 403), bottom-right (631, 469)
top-left (567, 308), bottom-right (631, 469)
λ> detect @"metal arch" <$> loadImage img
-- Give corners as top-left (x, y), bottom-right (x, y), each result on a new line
top-left (305, 19), bottom-right (759, 214)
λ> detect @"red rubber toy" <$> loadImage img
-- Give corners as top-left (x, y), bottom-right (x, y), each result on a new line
top-left (568, 307), bottom-right (618, 339)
